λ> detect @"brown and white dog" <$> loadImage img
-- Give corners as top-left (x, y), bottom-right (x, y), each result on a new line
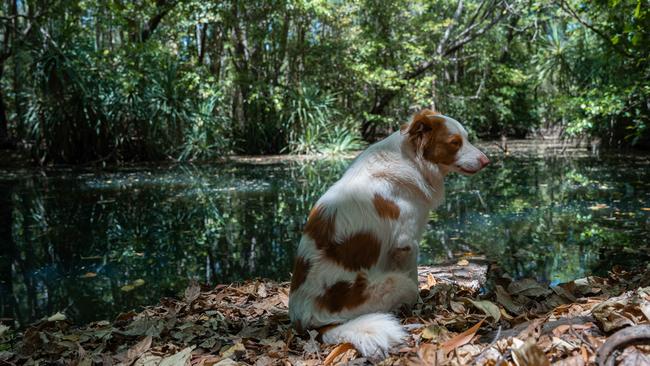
top-left (288, 109), bottom-right (490, 358)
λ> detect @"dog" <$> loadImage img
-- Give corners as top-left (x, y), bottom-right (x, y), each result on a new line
top-left (288, 109), bottom-right (490, 358)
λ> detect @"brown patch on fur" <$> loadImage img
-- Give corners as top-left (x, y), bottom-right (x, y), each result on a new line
top-left (325, 232), bottom-right (381, 270)
top-left (304, 205), bottom-right (335, 248)
top-left (316, 273), bottom-right (369, 313)
top-left (373, 193), bottom-right (400, 219)
top-left (404, 109), bottom-right (462, 165)
top-left (304, 205), bottom-right (381, 270)
top-left (290, 256), bottom-right (311, 292)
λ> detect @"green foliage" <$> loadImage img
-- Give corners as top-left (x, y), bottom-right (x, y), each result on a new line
top-left (1, 0), bottom-right (649, 163)
top-left (283, 85), bottom-right (363, 154)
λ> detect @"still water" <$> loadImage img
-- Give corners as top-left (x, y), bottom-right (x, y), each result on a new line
top-left (1, 144), bottom-right (649, 327)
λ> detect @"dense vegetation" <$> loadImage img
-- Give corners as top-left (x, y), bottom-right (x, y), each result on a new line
top-left (0, 0), bottom-right (648, 163)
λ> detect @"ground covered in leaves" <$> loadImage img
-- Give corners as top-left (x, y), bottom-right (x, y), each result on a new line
top-left (2, 261), bottom-right (650, 365)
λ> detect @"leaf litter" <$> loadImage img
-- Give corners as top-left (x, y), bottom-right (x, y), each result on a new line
top-left (1, 263), bottom-right (650, 365)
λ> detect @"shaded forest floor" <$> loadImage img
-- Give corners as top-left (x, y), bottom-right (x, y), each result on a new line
top-left (2, 259), bottom-right (650, 365)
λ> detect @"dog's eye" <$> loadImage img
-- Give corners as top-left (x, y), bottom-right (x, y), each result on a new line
top-left (449, 139), bottom-right (461, 148)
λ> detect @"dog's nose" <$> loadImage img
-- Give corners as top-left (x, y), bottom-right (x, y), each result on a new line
top-left (478, 154), bottom-right (490, 168)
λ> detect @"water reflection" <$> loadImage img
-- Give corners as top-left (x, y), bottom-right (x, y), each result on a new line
top-left (1, 150), bottom-right (649, 327)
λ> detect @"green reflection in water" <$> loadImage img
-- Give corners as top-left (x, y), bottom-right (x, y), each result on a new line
top-left (0, 152), bottom-right (649, 327)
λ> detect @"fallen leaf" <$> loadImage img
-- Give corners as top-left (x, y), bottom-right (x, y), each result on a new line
top-left (495, 285), bottom-right (525, 315)
top-left (450, 300), bottom-right (465, 314)
top-left (159, 346), bottom-right (194, 366)
top-left (421, 324), bottom-right (448, 340)
top-left (500, 308), bottom-right (514, 320)
top-left (324, 343), bottom-right (355, 365)
top-left (551, 354), bottom-right (585, 366)
top-left (551, 323), bottom-right (595, 337)
top-left (640, 300), bottom-right (650, 321)
top-left (221, 341), bottom-right (246, 359)
top-left (81, 272), bottom-right (97, 278)
top-left (256, 283), bottom-right (268, 298)
top-left (427, 273), bottom-right (437, 288)
top-left (457, 259), bottom-right (469, 266)
top-left (214, 359), bottom-right (238, 366)
top-left (508, 278), bottom-right (552, 297)
top-left (512, 339), bottom-right (550, 366)
top-left (640, 208), bottom-right (650, 211)
top-left (133, 354), bottom-right (163, 366)
top-left (47, 312), bottom-right (67, 322)
top-left (417, 343), bottom-right (444, 365)
top-left (465, 299), bottom-right (501, 322)
top-left (184, 281), bottom-right (201, 304)
top-left (121, 317), bottom-right (166, 337)
top-left (551, 336), bottom-right (578, 352)
top-left (442, 319), bottom-right (485, 354)
top-left (119, 336), bottom-right (152, 364)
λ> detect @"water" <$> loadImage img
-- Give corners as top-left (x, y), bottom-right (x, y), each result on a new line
top-left (1, 144), bottom-right (649, 327)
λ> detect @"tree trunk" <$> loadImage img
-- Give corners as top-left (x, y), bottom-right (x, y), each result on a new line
top-left (196, 23), bottom-right (206, 65)
top-left (0, 61), bottom-right (10, 146)
top-left (361, 90), bottom-right (397, 141)
top-left (0, 181), bottom-right (15, 320)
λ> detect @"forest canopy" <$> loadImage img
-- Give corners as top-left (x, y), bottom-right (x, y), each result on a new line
top-left (0, 0), bottom-right (648, 163)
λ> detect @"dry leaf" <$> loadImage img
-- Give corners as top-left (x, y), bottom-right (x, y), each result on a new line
top-left (323, 343), bottom-right (355, 365)
top-left (496, 285), bottom-right (525, 315)
top-left (184, 281), bottom-right (201, 304)
top-left (47, 312), bottom-right (67, 322)
top-left (427, 273), bottom-right (437, 288)
top-left (508, 278), bottom-right (552, 297)
top-left (257, 283), bottom-right (268, 298)
top-left (450, 300), bottom-right (466, 314)
top-left (417, 343), bottom-right (444, 365)
top-left (466, 299), bottom-right (501, 322)
top-left (442, 319), bottom-right (485, 354)
top-left (421, 324), bottom-right (448, 341)
top-left (221, 342), bottom-right (246, 359)
top-left (120, 336), bottom-right (152, 364)
top-left (640, 301), bottom-right (650, 321)
top-left (159, 346), bottom-right (194, 366)
top-left (512, 339), bottom-right (550, 366)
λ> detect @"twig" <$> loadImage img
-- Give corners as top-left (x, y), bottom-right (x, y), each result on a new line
top-left (569, 323), bottom-right (595, 354)
top-left (474, 325), bottom-right (502, 364)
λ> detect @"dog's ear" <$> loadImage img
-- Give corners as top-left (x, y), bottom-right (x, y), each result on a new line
top-left (401, 109), bottom-right (445, 135)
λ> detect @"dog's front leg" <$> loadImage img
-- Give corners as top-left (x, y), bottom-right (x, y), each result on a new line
top-left (388, 238), bottom-right (419, 285)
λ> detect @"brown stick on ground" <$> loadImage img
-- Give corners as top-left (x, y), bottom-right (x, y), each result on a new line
top-left (596, 324), bottom-right (650, 366)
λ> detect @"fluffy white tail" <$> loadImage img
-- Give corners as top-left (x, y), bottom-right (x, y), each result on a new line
top-left (320, 313), bottom-right (407, 359)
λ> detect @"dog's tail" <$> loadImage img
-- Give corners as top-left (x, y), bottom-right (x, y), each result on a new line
top-left (320, 312), bottom-right (407, 358)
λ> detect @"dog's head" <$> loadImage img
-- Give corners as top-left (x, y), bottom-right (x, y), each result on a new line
top-left (402, 109), bottom-right (489, 175)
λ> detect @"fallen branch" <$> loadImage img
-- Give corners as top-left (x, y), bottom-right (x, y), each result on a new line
top-left (596, 324), bottom-right (650, 366)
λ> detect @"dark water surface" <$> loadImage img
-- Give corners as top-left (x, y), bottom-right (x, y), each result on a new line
top-left (1, 145), bottom-right (649, 327)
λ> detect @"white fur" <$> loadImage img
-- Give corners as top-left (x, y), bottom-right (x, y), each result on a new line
top-left (288, 113), bottom-right (488, 359)
top-left (320, 313), bottom-right (407, 359)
